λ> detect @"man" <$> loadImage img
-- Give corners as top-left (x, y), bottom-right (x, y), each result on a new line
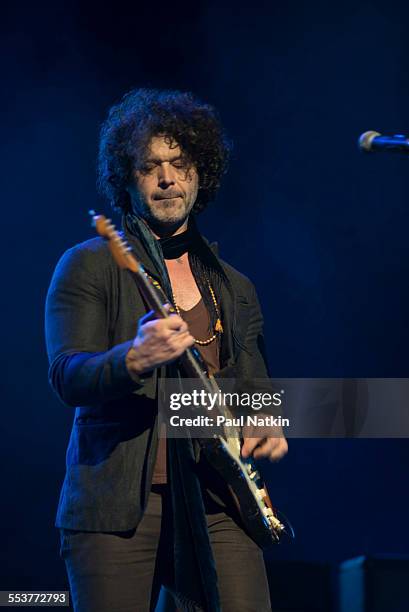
top-left (45, 88), bottom-right (287, 612)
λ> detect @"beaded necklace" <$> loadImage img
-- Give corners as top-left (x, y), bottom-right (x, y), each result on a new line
top-left (148, 274), bottom-right (223, 346)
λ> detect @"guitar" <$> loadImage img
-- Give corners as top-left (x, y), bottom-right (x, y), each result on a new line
top-left (90, 211), bottom-right (293, 548)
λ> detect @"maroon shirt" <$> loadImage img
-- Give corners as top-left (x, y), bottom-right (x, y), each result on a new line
top-left (152, 298), bottom-right (220, 484)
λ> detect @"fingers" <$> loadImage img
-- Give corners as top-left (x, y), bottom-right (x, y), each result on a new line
top-left (168, 329), bottom-right (195, 352)
top-left (241, 438), bottom-right (260, 459)
top-left (138, 309), bottom-right (158, 326)
top-left (166, 313), bottom-right (189, 333)
top-left (131, 304), bottom-right (195, 372)
top-left (139, 304), bottom-right (187, 332)
top-left (242, 437), bottom-right (288, 462)
top-left (254, 437), bottom-right (288, 461)
top-left (140, 312), bottom-right (189, 337)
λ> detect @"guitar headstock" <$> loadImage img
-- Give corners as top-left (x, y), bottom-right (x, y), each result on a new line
top-left (89, 210), bottom-right (139, 273)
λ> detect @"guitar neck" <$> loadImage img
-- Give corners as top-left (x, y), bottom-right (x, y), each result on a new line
top-left (133, 266), bottom-right (215, 390)
top-left (134, 266), bottom-right (170, 318)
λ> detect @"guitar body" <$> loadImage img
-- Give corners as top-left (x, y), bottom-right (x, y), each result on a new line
top-left (200, 436), bottom-right (284, 548)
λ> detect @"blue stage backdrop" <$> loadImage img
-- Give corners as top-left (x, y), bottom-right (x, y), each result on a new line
top-left (1, 0), bottom-right (408, 600)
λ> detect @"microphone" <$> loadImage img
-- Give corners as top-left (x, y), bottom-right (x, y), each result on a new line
top-left (358, 131), bottom-right (409, 153)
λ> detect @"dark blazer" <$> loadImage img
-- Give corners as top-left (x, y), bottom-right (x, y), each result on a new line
top-left (45, 221), bottom-right (271, 532)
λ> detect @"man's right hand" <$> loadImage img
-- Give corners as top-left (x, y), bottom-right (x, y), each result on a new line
top-left (126, 305), bottom-right (195, 378)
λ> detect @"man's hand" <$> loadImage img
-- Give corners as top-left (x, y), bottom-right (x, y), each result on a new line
top-left (126, 305), bottom-right (195, 378)
top-left (241, 431), bottom-right (288, 462)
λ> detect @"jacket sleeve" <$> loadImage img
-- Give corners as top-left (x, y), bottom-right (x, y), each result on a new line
top-left (45, 243), bottom-right (142, 407)
top-left (236, 281), bottom-right (272, 379)
top-left (233, 281), bottom-right (286, 429)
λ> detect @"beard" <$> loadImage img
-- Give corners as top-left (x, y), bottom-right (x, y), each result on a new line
top-left (132, 193), bottom-right (195, 236)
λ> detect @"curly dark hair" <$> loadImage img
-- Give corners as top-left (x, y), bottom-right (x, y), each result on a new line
top-left (97, 88), bottom-right (232, 215)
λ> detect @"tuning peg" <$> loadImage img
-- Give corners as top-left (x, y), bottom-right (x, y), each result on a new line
top-left (88, 210), bottom-right (97, 227)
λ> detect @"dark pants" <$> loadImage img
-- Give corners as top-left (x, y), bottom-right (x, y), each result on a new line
top-left (59, 485), bottom-right (271, 612)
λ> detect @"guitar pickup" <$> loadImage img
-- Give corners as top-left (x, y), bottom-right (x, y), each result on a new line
top-left (255, 487), bottom-right (267, 499)
top-left (245, 464), bottom-right (258, 479)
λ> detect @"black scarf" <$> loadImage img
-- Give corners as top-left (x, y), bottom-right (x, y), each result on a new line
top-left (123, 211), bottom-right (223, 612)
top-left (158, 224), bottom-right (196, 260)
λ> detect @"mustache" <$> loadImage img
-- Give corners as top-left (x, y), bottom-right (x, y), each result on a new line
top-left (153, 191), bottom-right (183, 200)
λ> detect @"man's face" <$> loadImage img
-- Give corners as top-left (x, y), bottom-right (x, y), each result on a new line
top-left (128, 135), bottom-right (199, 233)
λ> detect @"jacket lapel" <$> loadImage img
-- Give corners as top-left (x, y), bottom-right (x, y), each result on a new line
top-left (122, 217), bottom-right (251, 368)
